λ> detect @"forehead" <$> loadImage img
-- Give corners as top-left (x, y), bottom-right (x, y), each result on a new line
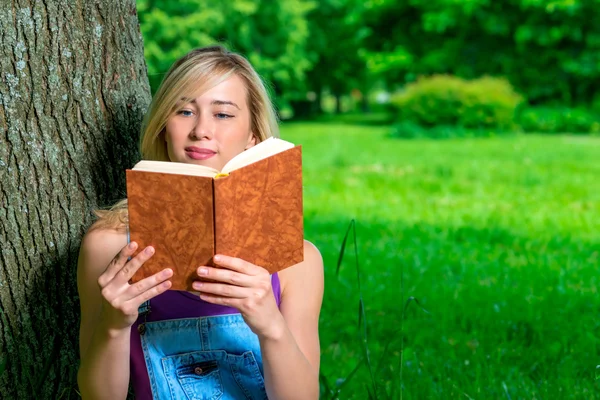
top-left (193, 74), bottom-right (248, 105)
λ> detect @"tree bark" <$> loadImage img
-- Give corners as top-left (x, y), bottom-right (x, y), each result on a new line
top-left (0, 1), bottom-right (151, 398)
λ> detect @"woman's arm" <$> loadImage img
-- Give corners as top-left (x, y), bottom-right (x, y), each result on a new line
top-left (193, 240), bottom-right (324, 400)
top-left (259, 241), bottom-right (324, 399)
top-left (77, 229), bottom-right (172, 400)
top-left (77, 229), bottom-right (131, 400)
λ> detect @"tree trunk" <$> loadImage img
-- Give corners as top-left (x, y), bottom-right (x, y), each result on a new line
top-left (334, 93), bottom-right (342, 114)
top-left (0, 1), bottom-right (151, 398)
top-left (360, 84), bottom-right (370, 113)
top-left (315, 87), bottom-right (323, 115)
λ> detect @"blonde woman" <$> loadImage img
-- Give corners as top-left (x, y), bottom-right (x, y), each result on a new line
top-left (77, 46), bottom-right (324, 400)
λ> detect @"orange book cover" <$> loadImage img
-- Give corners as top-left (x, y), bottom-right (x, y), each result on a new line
top-left (126, 145), bottom-right (303, 291)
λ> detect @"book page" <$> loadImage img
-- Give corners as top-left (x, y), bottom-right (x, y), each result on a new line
top-left (222, 137), bottom-right (295, 174)
top-left (132, 160), bottom-right (219, 177)
top-left (131, 137), bottom-right (295, 176)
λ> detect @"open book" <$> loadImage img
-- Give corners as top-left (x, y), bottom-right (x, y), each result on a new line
top-left (126, 137), bottom-right (304, 291)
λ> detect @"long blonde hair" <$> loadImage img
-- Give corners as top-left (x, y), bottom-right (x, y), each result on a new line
top-left (92, 45), bottom-right (280, 231)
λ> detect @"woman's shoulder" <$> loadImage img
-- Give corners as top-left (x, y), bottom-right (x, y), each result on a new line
top-left (81, 223), bottom-right (128, 255)
top-left (77, 224), bottom-right (128, 278)
top-left (301, 240), bottom-right (323, 267)
top-left (278, 240), bottom-right (324, 296)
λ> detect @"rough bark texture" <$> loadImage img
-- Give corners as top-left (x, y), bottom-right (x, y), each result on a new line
top-left (0, 1), bottom-right (151, 398)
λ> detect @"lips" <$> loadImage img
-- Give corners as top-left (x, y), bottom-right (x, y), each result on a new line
top-left (185, 146), bottom-right (216, 154)
top-left (185, 146), bottom-right (216, 161)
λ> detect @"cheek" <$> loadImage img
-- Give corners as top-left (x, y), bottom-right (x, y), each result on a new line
top-left (164, 122), bottom-right (182, 145)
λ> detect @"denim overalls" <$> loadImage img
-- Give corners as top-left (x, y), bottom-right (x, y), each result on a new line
top-left (129, 232), bottom-right (269, 399)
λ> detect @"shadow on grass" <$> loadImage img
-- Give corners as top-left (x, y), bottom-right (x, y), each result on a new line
top-left (310, 218), bottom-right (600, 399)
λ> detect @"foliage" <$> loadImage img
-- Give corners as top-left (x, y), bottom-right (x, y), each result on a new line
top-left (281, 117), bottom-right (600, 398)
top-left (137, 0), bottom-right (315, 101)
top-left (362, 0), bottom-right (600, 106)
top-left (390, 75), bottom-right (523, 135)
top-left (136, 0), bottom-right (600, 113)
top-left (391, 121), bottom-right (499, 139)
top-left (302, 0), bottom-right (369, 114)
top-left (518, 106), bottom-right (600, 134)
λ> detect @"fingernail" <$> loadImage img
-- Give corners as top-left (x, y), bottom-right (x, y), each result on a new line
top-left (162, 269), bottom-right (172, 278)
top-left (145, 246), bottom-right (154, 255)
top-left (198, 267), bottom-right (208, 276)
top-left (193, 282), bottom-right (202, 290)
top-left (129, 242), bottom-right (137, 249)
top-left (213, 255), bottom-right (221, 262)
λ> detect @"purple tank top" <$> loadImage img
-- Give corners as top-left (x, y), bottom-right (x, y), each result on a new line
top-left (130, 274), bottom-right (282, 399)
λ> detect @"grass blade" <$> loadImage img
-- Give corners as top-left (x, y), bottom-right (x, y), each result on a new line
top-left (403, 296), bottom-right (430, 316)
top-left (395, 256), bottom-right (431, 400)
top-left (319, 372), bottom-right (333, 399)
top-left (335, 359), bottom-right (364, 393)
top-left (335, 219), bottom-right (355, 278)
top-left (337, 219), bottom-right (378, 398)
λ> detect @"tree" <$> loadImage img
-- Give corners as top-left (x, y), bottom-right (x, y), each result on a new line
top-left (363, 0), bottom-right (600, 106)
top-left (303, 0), bottom-right (370, 115)
top-left (0, 1), bottom-right (151, 398)
top-left (137, 0), bottom-right (315, 105)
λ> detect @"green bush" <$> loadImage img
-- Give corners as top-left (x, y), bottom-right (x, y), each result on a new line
top-left (391, 121), bottom-right (499, 139)
top-left (390, 75), bottom-right (523, 133)
top-left (517, 107), bottom-right (600, 134)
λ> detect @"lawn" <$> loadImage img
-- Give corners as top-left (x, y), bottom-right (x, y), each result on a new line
top-left (280, 117), bottom-right (600, 399)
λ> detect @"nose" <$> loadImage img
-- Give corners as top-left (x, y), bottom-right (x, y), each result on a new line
top-left (191, 113), bottom-right (213, 140)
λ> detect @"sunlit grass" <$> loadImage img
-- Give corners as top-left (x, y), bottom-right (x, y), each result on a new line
top-left (280, 117), bottom-right (600, 399)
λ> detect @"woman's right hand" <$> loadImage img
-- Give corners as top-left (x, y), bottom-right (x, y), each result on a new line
top-left (96, 241), bottom-right (173, 332)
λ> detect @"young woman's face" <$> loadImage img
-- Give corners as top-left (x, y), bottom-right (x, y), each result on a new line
top-left (164, 74), bottom-right (256, 170)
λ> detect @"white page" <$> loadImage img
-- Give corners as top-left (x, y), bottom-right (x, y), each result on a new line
top-left (132, 137), bottom-right (295, 177)
top-left (132, 160), bottom-right (219, 177)
top-left (222, 137), bottom-right (295, 173)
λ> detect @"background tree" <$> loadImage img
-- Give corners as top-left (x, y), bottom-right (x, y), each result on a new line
top-left (138, 0), bottom-right (315, 108)
top-left (0, 1), bottom-right (150, 398)
top-left (362, 0), bottom-right (600, 106)
top-left (303, 0), bottom-right (370, 116)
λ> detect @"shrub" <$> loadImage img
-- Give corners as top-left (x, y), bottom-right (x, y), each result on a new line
top-left (390, 75), bottom-right (523, 133)
top-left (517, 107), bottom-right (600, 134)
top-left (391, 120), bottom-right (499, 139)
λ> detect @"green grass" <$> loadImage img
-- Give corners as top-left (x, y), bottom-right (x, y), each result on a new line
top-left (280, 117), bottom-right (600, 399)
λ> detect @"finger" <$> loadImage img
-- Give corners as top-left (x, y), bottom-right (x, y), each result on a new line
top-left (192, 281), bottom-right (248, 298)
top-left (197, 293), bottom-right (235, 307)
top-left (197, 266), bottom-right (253, 287)
top-left (126, 278), bottom-right (172, 310)
top-left (99, 241), bottom-right (139, 287)
top-left (124, 268), bottom-right (173, 301)
top-left (112, 246), bottom-right (156, 285)
top-left (212, 255), bottom-right (259, 275)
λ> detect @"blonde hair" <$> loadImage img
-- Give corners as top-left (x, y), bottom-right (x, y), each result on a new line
top-left (92, 45), bottom-right (279, 232)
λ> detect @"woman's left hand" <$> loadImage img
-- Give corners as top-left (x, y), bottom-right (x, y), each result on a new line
top-left (193, 254), bottom-right (284, 339)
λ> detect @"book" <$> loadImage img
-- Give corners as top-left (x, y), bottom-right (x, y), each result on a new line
top-left (126, 137), bottom-right (304, 291)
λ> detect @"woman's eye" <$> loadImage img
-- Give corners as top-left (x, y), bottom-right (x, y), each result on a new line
top-left (215, 113), bottom-right (233, 119)
top-left (179, 110), bottom-right (194, 117)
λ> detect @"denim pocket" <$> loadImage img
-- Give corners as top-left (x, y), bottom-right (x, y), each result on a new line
top-left (229, 351), bottom-right (268, 400)
top-left (162, 351), bottom-right (224, 400)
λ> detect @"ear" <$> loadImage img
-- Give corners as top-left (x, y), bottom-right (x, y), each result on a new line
top-left (245, 132), bottom-right (257, 150)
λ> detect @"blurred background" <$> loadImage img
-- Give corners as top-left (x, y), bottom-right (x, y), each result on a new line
top-left (136, 1), bottom-right (600, 398)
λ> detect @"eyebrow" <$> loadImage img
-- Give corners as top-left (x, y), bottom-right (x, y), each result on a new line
top-left (188, 99), bottom-right (241, 110)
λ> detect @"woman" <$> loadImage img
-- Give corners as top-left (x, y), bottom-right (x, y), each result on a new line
top-left (77, 45), bottom-right (324, 399)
